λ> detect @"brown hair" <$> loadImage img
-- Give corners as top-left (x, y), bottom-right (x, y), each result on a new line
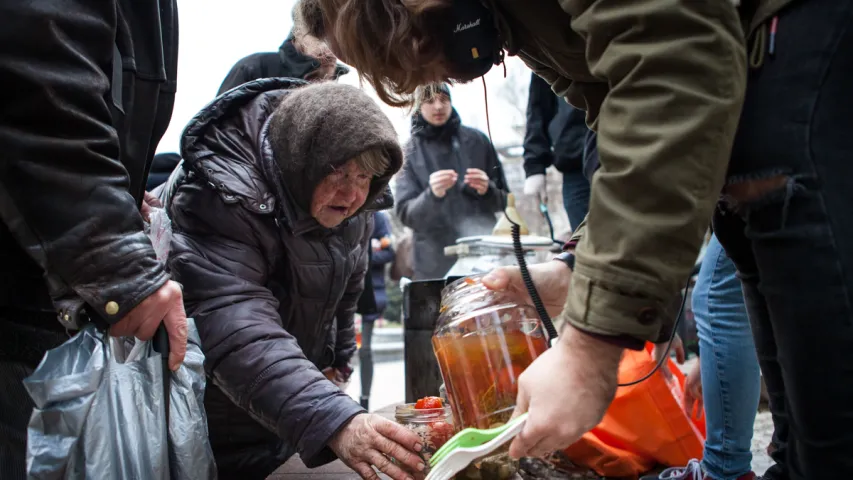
top-left (294, 0), bottom-right (452, 107)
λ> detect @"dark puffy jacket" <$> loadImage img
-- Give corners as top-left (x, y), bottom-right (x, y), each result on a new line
top-left (0, 0), bottom-right (178, 329)
top-left (161, 78), bottom-right (402, 470)
top-left (395, 110), bottom-right (508, 280)
top-left (522, 73), bottom-right (589, 177)
top-left (356, 211), bottom-right (394, 320)
top-left (217, 34), bottom-right (349, 95)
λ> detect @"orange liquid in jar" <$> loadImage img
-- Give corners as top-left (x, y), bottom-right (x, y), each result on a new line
top-left (433, 323), bottom-right (548, 430)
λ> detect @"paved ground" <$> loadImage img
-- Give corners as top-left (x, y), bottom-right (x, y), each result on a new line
top-left (344, 353), bottom-right (777, 476)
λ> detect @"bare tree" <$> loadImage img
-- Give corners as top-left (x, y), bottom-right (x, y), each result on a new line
top-left (495, 60), bottom-right (531, 138)
top-left (497, 61), bottom-right (531, 118)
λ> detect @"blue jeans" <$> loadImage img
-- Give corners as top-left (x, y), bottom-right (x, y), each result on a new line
top-left (561, 168), bottom-right (590, 231)
top-left (713, 0), bottom-right (853, 477)
top-left (693, 235), bottom-right (760, 480)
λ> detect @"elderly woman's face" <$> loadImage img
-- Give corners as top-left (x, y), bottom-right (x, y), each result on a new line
top-left (311, 159), bottom-right (372, 228)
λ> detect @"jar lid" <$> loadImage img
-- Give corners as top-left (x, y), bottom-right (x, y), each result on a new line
top-left (394, 404), bottom-right (452, 421)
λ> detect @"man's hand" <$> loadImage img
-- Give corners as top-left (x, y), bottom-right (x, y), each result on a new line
top-left (523, 174), bottom-right (547, 204)
top-left (683, 359), bottom-right (703, 419)
top-left (508, 326), bottom-right (622, 459)
top-left (652, 333), bottom-right (686, 380)
top-left (140, 190), bottom-right (162, 222)
top-left (110, 280), bottom-right (187, 371)
top-left (482, 260), bottom-right (571, 318)
top-left (463, 168), bottom-right (489, 195)
top-left (329, 413), bottom-right (425, 480)
top-left (429, 169), bottom-right (457, 198)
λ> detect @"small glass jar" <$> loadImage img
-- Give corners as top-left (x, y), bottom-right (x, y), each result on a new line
top-left (394, 403), bottom-right (455, 464)
top-left (432, 274), bottom-right (550, 479)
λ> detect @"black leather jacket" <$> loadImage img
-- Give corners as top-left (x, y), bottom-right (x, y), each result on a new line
top-left (0, 0), bottom-right (178, 328)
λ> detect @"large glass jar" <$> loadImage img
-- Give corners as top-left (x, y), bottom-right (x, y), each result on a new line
top-left (432, 275), bottom-right (550, 479)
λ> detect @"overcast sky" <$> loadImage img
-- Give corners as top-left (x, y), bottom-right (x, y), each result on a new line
top-left (157, 0), bottom-right (533, 155)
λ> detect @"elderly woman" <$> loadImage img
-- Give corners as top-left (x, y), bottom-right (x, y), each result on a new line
top-left (160, 79), bottom-right (423, 480)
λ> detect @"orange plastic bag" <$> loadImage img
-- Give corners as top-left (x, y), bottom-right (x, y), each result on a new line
top-left (562, 344), bottom-right (706, 478)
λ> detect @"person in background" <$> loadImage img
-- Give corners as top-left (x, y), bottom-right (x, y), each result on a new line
top-left (161, 80), bottom-right (422, 480)
top-left (217, 22), bottom-right (349, 95)
top-left (643, 233), bottom-right (764, 480)
top-left (0, 2), bottom-right (188, 477)
top-left (357, 210), bottom-right (395, 411)
top-left (522, 72), bottom-right (590, 231)
top-left (394, 83), bottom-right (508, 280)
top-left (146, 152), bottom-right (181, 191)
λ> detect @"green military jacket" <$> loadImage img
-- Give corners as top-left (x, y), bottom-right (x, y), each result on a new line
top-left (489, 0), bottom-right (793, 344)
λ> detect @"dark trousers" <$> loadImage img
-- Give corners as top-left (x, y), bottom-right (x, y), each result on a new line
top-left (561, 169), bottom-right (591, 231)
top-left (713, 0), bottom-right (853, 477)
top-left (359, 318), bottom-right (376, 405)
top-left (0, 316), bottom-right (69, 480)
top-left (205, 385), bottom-right (296, 479)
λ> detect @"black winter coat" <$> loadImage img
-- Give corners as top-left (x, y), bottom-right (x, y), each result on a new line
top-left (0, 0), bottom-right (178, 329)
top-left (217, 34), bottom-right (350, 95)
top-left (395, 110), bottom-right (508, 280)
top-left (522, 73), bottom-right (589, 177)
top-left (161, 78), bottom-right (401, 470)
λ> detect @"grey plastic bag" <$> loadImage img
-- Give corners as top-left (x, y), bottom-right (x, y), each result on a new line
top-left (23, 318), bottom-right (217, 480)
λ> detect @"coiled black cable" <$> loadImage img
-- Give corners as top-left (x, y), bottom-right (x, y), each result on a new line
top-left (511, 221), bottom-right (559, 341)
top-left (504, 209), bottom-right (690, 386)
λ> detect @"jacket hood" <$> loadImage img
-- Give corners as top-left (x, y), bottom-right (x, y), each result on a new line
top-left (410, 107), bottom-right (461, 141)
top-left (279, 34), bottom-right (350, 81)
top-left (178, 78), bottom-right (399, 235)
top-left (267, 82), bottom-right (403, 217)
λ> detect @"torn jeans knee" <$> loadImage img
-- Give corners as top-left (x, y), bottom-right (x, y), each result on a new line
top-left (721, 172), bottom-right (810, 230)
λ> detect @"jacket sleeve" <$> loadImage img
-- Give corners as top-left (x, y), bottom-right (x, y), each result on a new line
top-left (554, 0), bottom-right (747, 344)
top-left (332, 215), bottom-right (373, 368)
top-left (0, 0), bottom-right (168, 322)
top-left (217, 61), bottom-right (253, 96)
top-left (168, 183), bottom-right (363, 467)
top-left (370, 212), bottom-right (396, 266)
top-left (395, 145), bottom-right (447, 229)
top-left (523, 73), bottom-right (557, 177)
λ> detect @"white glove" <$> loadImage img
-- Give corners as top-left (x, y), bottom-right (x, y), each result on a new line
top-left (524, 174), bottom-right (547, 203)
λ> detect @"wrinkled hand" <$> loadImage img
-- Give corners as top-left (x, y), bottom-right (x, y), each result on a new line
top-left (482, 260), bottom-right (571, 318)
top-left (429, 169), bottom-right (457, 198)
top-left (110, 280), bottom-right (187, 370)
top-left (140, 191), bottom-right (162, 222)
top-left (523, 174), bottom-right (547, 204)
top-left (683, 359), bottom-right (703, 419)
top-left (652, 333), bottom-right (686, 380)
top-left (464, 168), bottom-right (490, 195)
top-left (329, 413), bottom-right (425, 480)
top-left (509, 326), bottom-right (622, 459)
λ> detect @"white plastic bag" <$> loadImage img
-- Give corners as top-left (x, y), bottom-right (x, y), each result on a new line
top-left (24, 320), bottom-right (217, 480)
top-left (145, 207), bottom-right (172, 262)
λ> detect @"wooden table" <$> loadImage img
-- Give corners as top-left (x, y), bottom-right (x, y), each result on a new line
top-left (267, 403), bottom-right (398, 479)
